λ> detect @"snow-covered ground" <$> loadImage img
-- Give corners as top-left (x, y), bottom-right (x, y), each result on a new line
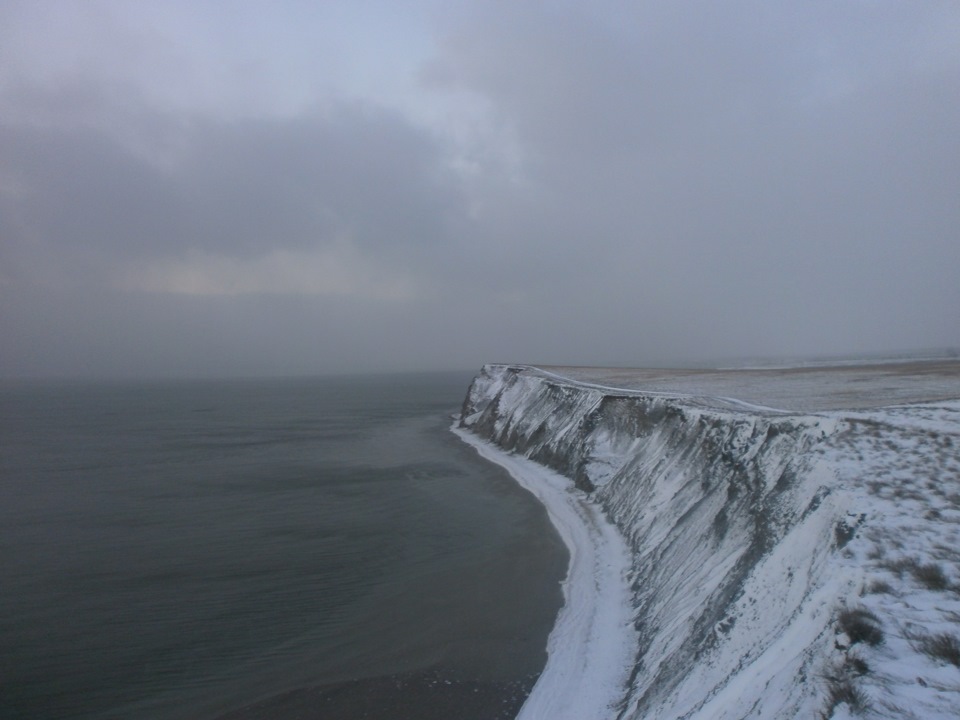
top-left (540, 360), bottom-right (960, 412)
top-left (819, 402), bottom-right (960, 719)
top-left (457, 361), bottom-right (960, 720)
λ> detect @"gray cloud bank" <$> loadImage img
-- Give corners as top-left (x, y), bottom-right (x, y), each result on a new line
top-left (2, 1), bottom-right (958, 378)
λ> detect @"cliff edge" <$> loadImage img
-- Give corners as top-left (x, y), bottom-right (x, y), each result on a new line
top-left (459, 363), bottom-right (960, 719)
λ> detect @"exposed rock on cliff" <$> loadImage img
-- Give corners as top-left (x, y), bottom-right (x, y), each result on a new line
top-left (460, 363), bottom-right (960, 719)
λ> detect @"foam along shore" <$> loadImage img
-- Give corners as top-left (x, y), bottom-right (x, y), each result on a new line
top-left (452, 424), bottom-right (637, 720)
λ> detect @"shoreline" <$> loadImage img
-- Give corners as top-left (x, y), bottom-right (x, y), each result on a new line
top-left (452, 424), bottom-right (637, 720)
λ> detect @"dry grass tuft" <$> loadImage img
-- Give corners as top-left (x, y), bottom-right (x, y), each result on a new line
top-left (837, 607), bottom-right (884, 647)
top-left (911, 562), bottom-right (949, 590)
top-left (822, 678), bottom-right (870, 717)
top-left (866, 579), bottom-right (894, 595)
top-left (882, 557), bottom-right (952, 590)
top-left (918, 632), bottom-right (960, 667)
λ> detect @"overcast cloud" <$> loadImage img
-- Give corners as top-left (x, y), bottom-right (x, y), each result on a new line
top-left (2, 0), bottom-right (958, 377)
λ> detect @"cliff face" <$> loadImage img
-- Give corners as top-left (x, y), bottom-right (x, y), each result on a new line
top-left (461, 364), bottom-right (855, 719)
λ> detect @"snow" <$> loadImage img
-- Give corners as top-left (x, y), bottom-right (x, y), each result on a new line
top-left (817, 400), bottom-right (960, 719)
top-left (456, 362), bottom-right (960, 719)
top-left (452, 424), bottom-right (637, 720)
top-left (539, 360), bottom-right (960, 412)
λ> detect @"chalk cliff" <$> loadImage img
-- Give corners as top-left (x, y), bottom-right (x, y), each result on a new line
top-left (460, 364), bottom-right (857, 719)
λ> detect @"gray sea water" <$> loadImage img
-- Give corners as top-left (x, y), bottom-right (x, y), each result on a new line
top-left (0, 373), bottom-right (566, 720)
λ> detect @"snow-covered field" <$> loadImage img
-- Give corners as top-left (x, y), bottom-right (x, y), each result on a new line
top-left (456, 361), bottom-right (960, 719)
top-left (540, 360), bottom-right (960, 412)
top-left (821, 402), bottom-right (960, 719)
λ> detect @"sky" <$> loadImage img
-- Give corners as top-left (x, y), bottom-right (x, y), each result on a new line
top-left (2, 0), bottom-right (958, 378)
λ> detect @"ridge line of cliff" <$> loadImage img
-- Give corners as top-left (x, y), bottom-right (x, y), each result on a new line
top-left (459, 364), bottom-right (851, 719)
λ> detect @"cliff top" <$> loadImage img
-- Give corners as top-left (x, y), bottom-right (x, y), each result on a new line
top-left (530, 360), bottom-right (960, 412)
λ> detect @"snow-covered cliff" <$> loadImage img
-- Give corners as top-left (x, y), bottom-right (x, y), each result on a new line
top-left (459, 364), bottom-right (960, 719)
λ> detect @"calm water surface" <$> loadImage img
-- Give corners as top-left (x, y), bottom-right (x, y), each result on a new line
top-left (0, 373), bottom-right (566, 719)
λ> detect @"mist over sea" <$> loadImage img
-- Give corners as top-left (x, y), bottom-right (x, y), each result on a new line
top-left (0, 373), bottom-right (566, 720)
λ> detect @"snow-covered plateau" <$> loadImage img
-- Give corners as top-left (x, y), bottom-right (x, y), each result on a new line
top-left (456, 362), bottom-right (960, 719)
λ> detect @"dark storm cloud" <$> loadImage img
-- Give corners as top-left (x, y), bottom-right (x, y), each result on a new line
top-left (2, 124), bottom-right (185, 266)
top-left (179, 108), bottom-right (462, 257)
top-left (1, 102), bottom-right (463, 278)
top-left (1, 0), bottom-right (958, 377)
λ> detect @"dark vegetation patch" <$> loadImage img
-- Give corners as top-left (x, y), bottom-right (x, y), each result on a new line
top-left (866, 480), bottom-right (883, 496)
top-left (846, 655), bottom-right (870, 676)
top-left (819, 646), bottom-right (875, 718)
top-left (834, 513), bottom-right (865, 548)
top-left (911, 562), bottom-right (950, 590)
top-left (837, 607), bottom-right (884, 647)
top-left (821, 677), bottom-right (870, 718)
top-left (891, 486), bottom-right (925, 502)
top-left (866, 579), bottom-right (894, 595)
top-left (917, 632), bottom-right (960, 667)
top-left (880, 557), bottom-right (950, 589)
top-left (881, 557), bottom-right (915, 578)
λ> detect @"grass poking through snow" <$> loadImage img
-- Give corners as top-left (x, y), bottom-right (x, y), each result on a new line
top-left (916, 632), bottom-right (960, 667)
top-left (837, 607), bottom-right (884, 647)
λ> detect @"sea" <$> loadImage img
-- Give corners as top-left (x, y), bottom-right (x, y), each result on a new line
top-left (0, 372), bottom-right (567, 720)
